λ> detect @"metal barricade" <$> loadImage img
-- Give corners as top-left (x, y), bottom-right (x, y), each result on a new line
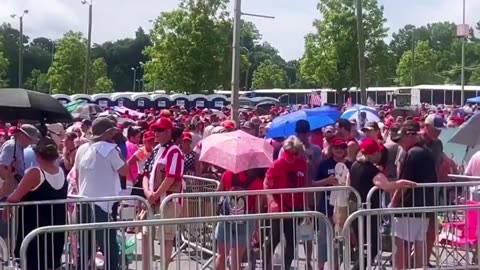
top-left (366, 178), bottom-right (480, 210)
top-left (159, 186), bottom-right (361, 269)
top-left (20, 211), bottom-right (334, 270)
top-left (341, 204), bottom-right (480, 270)
top-left (0, 195), bottom-right (152, 268)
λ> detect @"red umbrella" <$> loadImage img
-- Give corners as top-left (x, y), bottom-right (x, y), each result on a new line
top-left (199, 130), bottom-right (274, 173)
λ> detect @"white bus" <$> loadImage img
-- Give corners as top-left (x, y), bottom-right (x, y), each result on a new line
top-left (392, 84), bottom-right (480, 107)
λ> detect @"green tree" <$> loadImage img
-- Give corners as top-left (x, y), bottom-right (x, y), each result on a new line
top-left (0, 38), bottom-right (9, 87)
top-left (48, 31), bottom-right (86, 94)
top-left (251, 60), bottom-right (287, 89)
top-left (144, 0), bottom-right (230, 93)
top-left (93, 76), bottom-right (114, 93)
top-left (389, 24), bottom-right (430, 63)
top-left (396, 41), bottom-right (443, 85)
top-left (469, 64), bottom-right (480, 85)
top-left (0, 23), bottom-right (29, 87)
top-left (300, 0), bottom-right (388, 96)
top-left (24, 69), bottom-right (49, 92)
top-left (89, 57), bottom-right (114, 93)
top-left (92, 27), bottom-right (151, 91)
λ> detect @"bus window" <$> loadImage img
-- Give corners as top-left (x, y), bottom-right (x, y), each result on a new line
top-left (453, 90), bottom-right (462, 105)
top-left (394, 94), bottom-right (411, 107)
top-left (419, 89), bottom-right (432, 104)
top-left (445, 90), bottom-right (453, 105)
top-left (432, 90), bottom-right (444, 105)
top-left (465, 90), bottom-right (476, 103)
top-left (327, 92), bottom-right (336, 104)
top-left (377, 91), bottom-right (387, 104)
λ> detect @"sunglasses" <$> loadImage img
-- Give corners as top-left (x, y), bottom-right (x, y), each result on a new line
top-left (332, 145), bottom-right (347, 150)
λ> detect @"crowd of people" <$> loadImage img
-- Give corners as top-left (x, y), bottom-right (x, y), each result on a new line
top-left (0, 101), bottom-right (478, 270)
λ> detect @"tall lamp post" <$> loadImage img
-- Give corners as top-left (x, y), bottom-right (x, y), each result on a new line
top-left (10, 10), bottom-right (29, 88)
top-left (81, 0), bottom-right (93, 94)
top-left (136, 79), bottom-right (144, 92)
top-left (131, 67), bottom-right (139, 91)
top-left (410, 27), bottom-right (416, 86)
top-left (356, 0), bottom-right (367, 105)
top-left (458, 0), bottom-right (467, 106)
top-left (230, 0), bottom-right (274, 126)
top-left (139, 61), bottom-right (145, 90)
top-left (49, 39), bottom-right (55, 94)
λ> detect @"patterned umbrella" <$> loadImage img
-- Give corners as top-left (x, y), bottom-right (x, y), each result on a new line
top-left (71, 103), bottom-right (104, 120)
top-left (199, 130), bottom-right (274, 173)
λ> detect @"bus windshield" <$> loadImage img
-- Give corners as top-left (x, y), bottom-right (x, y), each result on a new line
top-left (394, 94), bottom-right (411, 107)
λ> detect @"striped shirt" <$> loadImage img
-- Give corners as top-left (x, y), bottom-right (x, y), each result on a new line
top-left (149, 143), bottom-right (184, 203)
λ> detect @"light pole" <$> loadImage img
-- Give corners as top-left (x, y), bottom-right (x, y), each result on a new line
top-left (49, 39), bottom-right (55, 94)
top-left (136, 79), bottom-right (144, 92)
top-left (231, 0), bottom-right (274, 125)
top-left (131, 67), bottom-right (139, 91)
top-left (139, 61), bottom-right (145, 90)
top-left (81, 0), bottom-right (93, 94)
top-left (356, 0), bottom-right (367, 105)
top-left (10, 9), bottom-right (28, 88)
top-left (411, 27), bottom-right (415, 86)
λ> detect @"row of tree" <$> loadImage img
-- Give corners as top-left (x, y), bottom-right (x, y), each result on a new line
top-left (1, 0), bottom-right (480, 95)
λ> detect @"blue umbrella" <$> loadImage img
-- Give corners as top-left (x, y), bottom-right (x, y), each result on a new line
top-left (266, 107), bottom-right (340, 138)
top-left (341, 105), bottom-right (379, 122)
top-left (467, 96), bottom-right (480, 103)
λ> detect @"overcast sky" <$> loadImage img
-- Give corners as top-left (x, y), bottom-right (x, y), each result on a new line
top-left (1, 0), bottom-right (478, 60)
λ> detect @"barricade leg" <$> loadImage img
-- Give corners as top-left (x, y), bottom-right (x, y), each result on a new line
top-left (77, 204), bottom-right (119, 270)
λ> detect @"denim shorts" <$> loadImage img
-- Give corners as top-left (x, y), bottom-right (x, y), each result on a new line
top-left (215, 220), bottom-right (255, 246)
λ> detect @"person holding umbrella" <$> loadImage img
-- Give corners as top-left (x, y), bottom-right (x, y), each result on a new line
top-left (0, 124), bottom-right (41, 198)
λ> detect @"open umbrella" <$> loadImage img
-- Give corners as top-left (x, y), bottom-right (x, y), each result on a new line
top-left (64, 99), bottom-right (87, 113)
top-left (448, 113), bottom-right (480, 147)
top-left (199, 130), bottom-right (273, 173)
top-left (266, 106), bottom-right (340, 138)
top-left (71, 103), bottom-right (104, 120)
top-left (341, 105), bottom-right (379, 122)
top-left (0, 88), bottom-right (73, 123)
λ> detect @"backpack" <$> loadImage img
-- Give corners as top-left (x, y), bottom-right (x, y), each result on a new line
top-left (217, 173), bottom-right (256, 219)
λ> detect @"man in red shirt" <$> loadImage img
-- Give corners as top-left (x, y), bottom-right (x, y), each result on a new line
top-left (264, 135), bottom-right (308, 270)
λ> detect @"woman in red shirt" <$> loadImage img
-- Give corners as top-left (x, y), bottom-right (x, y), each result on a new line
top-left (215, 168), bottom-right (265, 270)
top-left (263, 135), bottom-right (308, 270)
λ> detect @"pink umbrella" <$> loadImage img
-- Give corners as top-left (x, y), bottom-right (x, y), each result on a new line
top-left (199, 130), bottom-right (274, 173)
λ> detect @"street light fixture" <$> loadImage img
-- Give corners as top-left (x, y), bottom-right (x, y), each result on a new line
top-left (81, 0), bottom-right (93, 94)
top-left (131, 67), bottom-right (139, 92)
top-left (11, 9), bottom-right (29, 88)
top-left (230, 0), bottom-right (274, 125)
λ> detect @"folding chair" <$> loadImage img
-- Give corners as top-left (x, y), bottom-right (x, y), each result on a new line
top-left (439, 200), bottom-right (479, 266)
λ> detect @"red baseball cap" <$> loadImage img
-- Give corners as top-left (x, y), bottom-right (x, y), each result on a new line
top-left (360, 137), bottom-right (381, 155)
top-left (222, 120), bottom-right (235, 130)
top-left (329, 136), bottom-right (347, 147)
top-left (182, 132), bottom-right (192, 141)
top-left (143, 131), bottom-right (155, 141)
top-left (150, 117), bottom-right (173, 131)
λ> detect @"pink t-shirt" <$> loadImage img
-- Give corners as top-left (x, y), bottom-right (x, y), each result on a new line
top-left (126, 141), bottom-right (139, 182)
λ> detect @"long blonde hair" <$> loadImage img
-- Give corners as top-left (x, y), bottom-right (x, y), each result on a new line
top-left (282, 135), bottom-right (305, 156)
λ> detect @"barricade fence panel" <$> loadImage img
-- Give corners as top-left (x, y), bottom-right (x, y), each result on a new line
top-left (0, 195), bottom-right (152, 268)
top-left (19, 211), bottom-right (334, 270)
top-left (366, 178), bottom-right (480, 211)
top-left (342, 204), bottom-right (480, 270)
top-left (159, 186), bottom-right (361, 268)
